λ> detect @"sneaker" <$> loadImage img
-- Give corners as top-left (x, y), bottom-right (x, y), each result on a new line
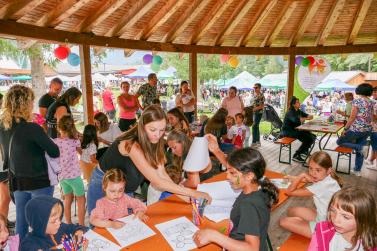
top-left (292, 154), bottom-right (305, 163)
top-left (351, 170), bottom-right (362, 177)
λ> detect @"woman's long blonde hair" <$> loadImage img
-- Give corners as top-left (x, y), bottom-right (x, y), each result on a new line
top-left (167, 129), bottom-right (192, 170)
top-left (0, 85), bottom-right (34, 129)
top-left (118, 105), bottom-right (167, 168)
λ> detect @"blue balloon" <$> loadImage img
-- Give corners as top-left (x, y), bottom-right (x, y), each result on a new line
top-left (67, 53), bottom-right (80, 66)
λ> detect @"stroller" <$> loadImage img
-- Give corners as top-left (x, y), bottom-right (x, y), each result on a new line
top-left (262, 104), bottom-right (283, 142)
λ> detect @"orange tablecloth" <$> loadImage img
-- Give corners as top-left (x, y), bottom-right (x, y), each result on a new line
top-left (95, 170), bottom-right (290, 250)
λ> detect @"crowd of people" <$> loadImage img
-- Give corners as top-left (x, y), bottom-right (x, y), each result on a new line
top-left (0, 73), bottom-right (376, 251)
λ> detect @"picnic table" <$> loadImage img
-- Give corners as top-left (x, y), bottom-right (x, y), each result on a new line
top-left (296, 119), bottom-right (344, 151)
top-left (94, 170), bottom-right (293, 250)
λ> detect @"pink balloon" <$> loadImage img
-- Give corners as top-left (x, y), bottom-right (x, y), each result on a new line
top-left (220, 54), bottom-right (230, 64)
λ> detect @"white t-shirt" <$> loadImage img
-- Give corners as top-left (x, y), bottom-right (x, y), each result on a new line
top-left (329, 232), bottom-right (364, 251)
top-left (80, 142), bottom-right (97, 163)
top-left (176, 93), bottom-right (195, 113)
top-left (227, 124), bottom-right (250, 139)
top-left (307, 175), bottom-right (341, 221)
top-left (98, 123), bottom-right (122, 144)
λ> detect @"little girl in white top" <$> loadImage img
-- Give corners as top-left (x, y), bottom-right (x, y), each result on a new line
top-left (80, 124), bottom-right (98, 183)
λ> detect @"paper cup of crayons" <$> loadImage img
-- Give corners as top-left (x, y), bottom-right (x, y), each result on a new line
top-left (60, 234), bottom-right (88, 251)
top-left (191, 198), bottom-right (207, 226)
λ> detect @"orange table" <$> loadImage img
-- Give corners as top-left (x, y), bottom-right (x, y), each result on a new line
top-left (95, 170), bottom-right (291, 250)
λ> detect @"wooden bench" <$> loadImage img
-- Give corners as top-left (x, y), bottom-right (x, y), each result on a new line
top-left (278, 234), bottom-right (311, 251)
top-left (335, 146), bottom-right (352, 174)
top-left (275, 137), bottom-right (296, 164)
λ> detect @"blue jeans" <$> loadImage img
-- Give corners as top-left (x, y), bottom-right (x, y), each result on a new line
top-left (14, 186), bottom-right (54, 239)
top-left (87, 167), bottom-right (134, 216)
top-left (252, 112), bottom-right (263, 143)
top-left (337, 131), bottom-right (369, 171)
top-left (370, 132), bottom-right (377, 151)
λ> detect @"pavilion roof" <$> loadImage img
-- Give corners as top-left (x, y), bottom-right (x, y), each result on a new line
top-left (0, 0), bottom-right (376, 54)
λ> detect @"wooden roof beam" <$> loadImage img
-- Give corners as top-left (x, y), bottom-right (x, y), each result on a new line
top-left (241, 0), bottom-right (278, 46)
top-left (316, 0), bottom-right (346, 46)
top-left (116, 0), bottom-right (159, 37)
top-left (216, 0), bottom-right (256, 46)
top-left (1, 19), bottom-right (377, 55)
top-left (265, 1), bottom-right (297, 47)
top-left (235, 1), bottom-right (270, 47)
top-left (140, 0), bottom-right (185, 40)
top-left (50, 0), bottom-right (93, 27)
top-left (0, 0), bottom-right (42, 19)
top-left (347, 0), bottom-right (373, 45)
top-left (164, 0), bottom-right (211, 43)
top-left (289, 0), bottom-right (323, 46)
top-left (78, 0), bottom-right (129, 32)
top-left (34, 0), bottom-right (77, 27)
top-left (191, 0), bottom-right (233, 44)
top-left (13, 0), bottom-right (46, 19)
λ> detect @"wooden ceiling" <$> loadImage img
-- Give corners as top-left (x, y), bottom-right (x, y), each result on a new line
top-left (0, 0), bottom-right (376, 54)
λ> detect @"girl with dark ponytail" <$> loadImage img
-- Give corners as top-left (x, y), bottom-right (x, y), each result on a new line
top-left (193, 134), bottom-right (278, 251)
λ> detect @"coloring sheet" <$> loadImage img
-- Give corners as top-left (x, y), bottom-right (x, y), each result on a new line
top-left (271, 178), bottom-right (291, 189)
top-left (107, 215), bottom-right (156, 248)
top-left (84, 230), bottom-right (120, 251)
top-left (155, 217), bottom-right (199, 251)
top-left (197, 181), bottom-right (241, 222)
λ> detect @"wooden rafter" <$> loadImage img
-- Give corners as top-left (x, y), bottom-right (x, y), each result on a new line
top-left (191, 0), bottom-right (233, 44)
top-left (13, 0), bottom-right (46, 18)
top-left (116, 0), bottom-right (159, 37)
top-left (216, 0), bottom-right (256, 46)
top-left (316, 0), bottom-right (346, 46)
top-left (265, 1), bottom-right (297, 47)
top-left (235, 1), bottom-right (269, 47)
top-left (241, 0), bottom-right (278, 46)
top-left (34, 0), bottom-right (77, 27)
top-left (140, 0), bottom-right (185, 40)
top-left (289, 0), bottom-right (323, 46)
top-left (164, 0), bottom-right (210, 43)
top-left (0, 0), bottom-right (40, 19)
top-left (1, 19), bottom-right (377, 55)
top-left (77, 0), bottom-right (129, 32)
top-left (347, 0), bottom-right (373, 45)
top-left (50, 0), bottom-right (93, 27)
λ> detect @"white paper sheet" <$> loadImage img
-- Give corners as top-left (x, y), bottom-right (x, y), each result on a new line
top-left (271, 178), bottom-right (291, 189)
top-left (107, 215), bottom-right (156, 248)
top-left (84, 230), bottom-right (120, 251)
top-left (155, 216), bottom-right (199, 251)
top-left (197, 181), bottom-right (241, 222)
top-left (183, 137), bottom-right (210, 172)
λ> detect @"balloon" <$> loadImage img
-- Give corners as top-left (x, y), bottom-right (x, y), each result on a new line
top-left (295, 56), bottom-right (303, 65)
top-left (152, 55), bottom-right (163, 65)
top-left (220, 54), bottom-right (230, 64)
top-left (228, 56), bottom-right (239, 68)
top-left (301, 57), bottom-right (310, 67)
top-left (143, 54), bottom-right (153, 64)
top-left (54, 46), bottom-right (70, 60)
top-left (307, 56), bottom-right (315, 65)
top-left (67, 53), bottom-right (80, 66)
top-left (151, 63), bottom-right (160, 72)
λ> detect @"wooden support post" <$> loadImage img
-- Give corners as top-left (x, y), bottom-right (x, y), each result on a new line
top-left (287, 53), bottom-right (296, 110)
top-left (189, 52), bottom-right (198, 119)
top-left (79, 44), bottom-right (94, 125)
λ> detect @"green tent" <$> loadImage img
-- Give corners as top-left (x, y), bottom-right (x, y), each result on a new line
top-left (11, 75), bottom-right (32, 81)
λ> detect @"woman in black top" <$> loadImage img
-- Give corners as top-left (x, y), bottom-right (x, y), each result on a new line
top-left (281, 96), bottom-right (315, 162)
top-left (87, 105), bottom-right (211, 214)
top-left (0, 85), bottom-right (60, 239)
top-left (46, 87), bottom-right (82, 138)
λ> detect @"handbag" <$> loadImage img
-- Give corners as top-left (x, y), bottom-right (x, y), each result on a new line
top-left (45, 153), bottom-right (61, 186)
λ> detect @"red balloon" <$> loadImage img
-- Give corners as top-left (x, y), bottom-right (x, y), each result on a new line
top-left (54, 46), bottom-right (70, 60)
top-left (307, 56), bottom-right (315, 65)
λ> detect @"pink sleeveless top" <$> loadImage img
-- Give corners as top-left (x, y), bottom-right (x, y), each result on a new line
top-left (119, 95), bottom-right (137, 119)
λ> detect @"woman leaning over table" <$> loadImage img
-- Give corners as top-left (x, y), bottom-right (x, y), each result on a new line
top-left (87, 105), bottom-right (211, 214)
top-left (337, 83), bottom-right (374, 176)
top-left (0, 85), bottom-right (59, 239)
